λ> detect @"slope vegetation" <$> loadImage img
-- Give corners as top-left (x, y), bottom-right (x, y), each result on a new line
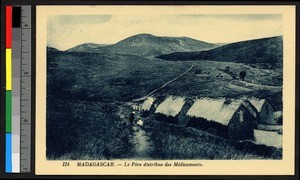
top-left (157, 36), bottom-right (283, 66)
top-left (66, 33), bottom-right (219, 57)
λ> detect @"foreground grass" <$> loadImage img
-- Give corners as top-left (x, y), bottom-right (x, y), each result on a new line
top-left (46, 97), bottom-right (135, 160)
top-left (47, 98), bottom-right (282, 160)
top-left (143, 115), bottom-right (282, 160)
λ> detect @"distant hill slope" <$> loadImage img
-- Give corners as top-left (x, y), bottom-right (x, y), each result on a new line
top-left (68, 43), bottom-right (109, 52)
top-left (66, 33), bottom-right (219, 57)
top-left (47, 50), bottom-right (282, 109)
top-left (47, 47), bottom-right (60, 52)
top-left (157, 36), bottom-right (283, 64)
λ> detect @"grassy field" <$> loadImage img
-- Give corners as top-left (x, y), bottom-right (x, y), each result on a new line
top-left (142, 116), bottom-right (282, 160)
top-left (46, 50), bottom-right (283, 159)
top-left (46, 97), bottom-right (135, 160)
top-left (47, 51), bottom-right (282, 108)
top-left (47, 51), bottom-right (191, 101)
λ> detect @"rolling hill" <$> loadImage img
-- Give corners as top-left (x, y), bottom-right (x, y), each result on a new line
top-left (47, 50), bottom-right (282, 108)
top-left (67, 43), bottom-right (109, 52)
top-left (66, 33), bottom-right (219, 57)
top-left (156, 36), bottom-right (283, 65)
top-left (47, 46), bottom-right (60, 52)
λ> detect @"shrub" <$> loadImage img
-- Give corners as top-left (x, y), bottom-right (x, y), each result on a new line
top-left (239, 71), bottom-right (247, 81)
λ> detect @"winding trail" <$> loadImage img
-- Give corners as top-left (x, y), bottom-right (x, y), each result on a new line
top-left (131, 125), bottom-right (153, 159)
top-left (133, 65), bottom-right (194, 102)
top-left (116, 105), bottom-right (153, 159)
top-left (117, 65), bottom-right (194, 158)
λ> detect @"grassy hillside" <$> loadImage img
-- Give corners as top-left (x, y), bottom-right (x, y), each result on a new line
top-left (47, 46), bottom-right (60, 52)
top-left (66, 33), bottom-right (219, 57)
top-left (156, 60), bottom-right (282, 110)
top-left (67, 43), bottom-right (109, 52)
top-left (157, 36), bottom-right (283, 68)
top-left (47, 47), bottom-right (283, 159)
top-left (47, 51), bottom-right (282, 109)
top-left (47, 51), bottom-right (192, 102)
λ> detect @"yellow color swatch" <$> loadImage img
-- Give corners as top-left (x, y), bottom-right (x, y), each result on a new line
top-left (6, 49), bottom-right (12, 90)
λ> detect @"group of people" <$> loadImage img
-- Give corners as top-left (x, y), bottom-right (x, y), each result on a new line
top-left (128, 111), bottom-right (143, 126)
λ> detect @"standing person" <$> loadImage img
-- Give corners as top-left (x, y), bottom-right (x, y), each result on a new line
top-left (129, 112), bottom-right (135, 125)
top-left (136, 117), bottom-right (144, 127)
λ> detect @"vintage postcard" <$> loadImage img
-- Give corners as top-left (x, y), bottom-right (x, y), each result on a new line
top-left (35, 6), bottom-right (295, 175)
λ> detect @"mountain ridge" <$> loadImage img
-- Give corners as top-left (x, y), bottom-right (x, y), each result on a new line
top-left (68, 43), bottom-right (109, 52)
top-left (47, 46), bottom-right (60, 52)
top-left (156, 36), bottom-right (283, 65)
top-left (65, 33), bottom-right (219, 57)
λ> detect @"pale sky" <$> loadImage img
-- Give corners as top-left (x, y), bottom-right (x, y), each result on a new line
top-left (47, 14), bottom-right (282, 51)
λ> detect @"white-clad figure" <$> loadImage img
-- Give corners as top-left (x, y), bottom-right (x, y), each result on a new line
top-left (136, 117), bottom-right (144, 127)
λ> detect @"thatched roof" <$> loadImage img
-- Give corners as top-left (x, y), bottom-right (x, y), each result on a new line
top-left (155, 96), bottom-right (186, 117)
top-left (186, 98), bottom-right (250, 126)
top-left (235, 99), bottom-right (259, 119)
top-left (249, 98), bottom-right (268, 112)
top-left (141, 97), bottom-right (156, 111)
top-left (273, 111), bottom-right (283, 119)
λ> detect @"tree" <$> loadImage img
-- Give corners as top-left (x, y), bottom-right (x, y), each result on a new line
top-left (195, 68), bottom-right (202, 74)
top-left (239, 71), bottom-right (247, 81)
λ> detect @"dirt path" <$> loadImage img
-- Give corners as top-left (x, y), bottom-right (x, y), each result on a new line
top-left (122, 65), bottom-right (195, 157)
top-left (228, 80), bottom-right (282, 92)
top-left (133, 65), bottom-right (194, 102)
top-left (131, 125), bottom-right (153, 159)
top-left (116, 105), bottom-right (153, 159)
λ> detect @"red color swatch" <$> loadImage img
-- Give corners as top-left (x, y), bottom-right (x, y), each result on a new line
top-left (6, 6), bottom-right (12, 48)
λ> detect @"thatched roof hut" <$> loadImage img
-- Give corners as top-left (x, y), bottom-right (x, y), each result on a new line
top-left (186, 98), bottom-right (257, 140)
top-left (141, 97), bottom-right (156, 111)
top-left (249, 98), bottom-right (275, 125)
top-left (154, 96), bottom-right (194, 125)
top-left (141, 96), bottom-right (161, 117)
top-left (155, 96), bottom-right (186, 117)
top-left (273, 111), bottom-right (283, 125)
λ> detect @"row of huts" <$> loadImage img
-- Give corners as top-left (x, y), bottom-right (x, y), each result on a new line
top-left (136, 95), bottom-right (280, 140)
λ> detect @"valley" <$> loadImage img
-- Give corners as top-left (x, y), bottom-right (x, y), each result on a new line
top-left (46, 34), bottom-right (283, 160)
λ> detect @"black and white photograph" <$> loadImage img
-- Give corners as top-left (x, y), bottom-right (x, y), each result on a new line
top-left (35, 5), bottom-right (295, 175)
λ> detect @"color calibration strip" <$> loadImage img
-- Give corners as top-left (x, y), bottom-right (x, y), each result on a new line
top-left (6, 5), bottom-right (31, 173)
top-left (6, 5), bottom-right (13, 173)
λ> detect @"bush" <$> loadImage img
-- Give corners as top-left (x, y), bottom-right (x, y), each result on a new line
top-left (239, 71), bottom-right (247, 81)
top-left (224, 66), bottom-right (230, 72)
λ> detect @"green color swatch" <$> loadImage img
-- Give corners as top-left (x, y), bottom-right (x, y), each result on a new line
top-left (6, 91), bottom-right (11, 133)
